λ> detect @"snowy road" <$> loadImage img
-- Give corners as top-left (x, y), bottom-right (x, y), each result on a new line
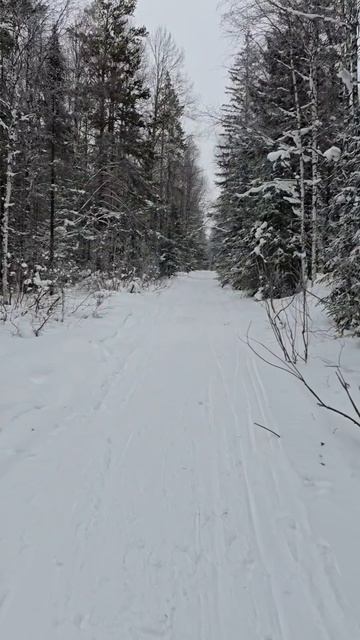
top-left (1, 272), bottom-right (360, 639)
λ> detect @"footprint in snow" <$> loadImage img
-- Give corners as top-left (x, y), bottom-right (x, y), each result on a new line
top-left (73, 613), bottom-right (90, 630)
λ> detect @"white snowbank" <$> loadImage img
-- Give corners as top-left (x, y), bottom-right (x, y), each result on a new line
top-left (337, 67), bottom-right (353, 94)
top-left (323, 146), bottom-right (341, 163)
top-left (267, 148), bottom-right (291, 163)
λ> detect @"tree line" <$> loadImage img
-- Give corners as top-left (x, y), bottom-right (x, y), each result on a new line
top-left (0, 0), bottom-right (208, 302)
top-left (213, 0), bottom-right (360, 334)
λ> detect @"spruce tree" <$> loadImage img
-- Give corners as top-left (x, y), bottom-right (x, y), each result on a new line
top-left (325, 0), bottom-right (360, 332)
top-left (76, 0), bottom-right (150, 274)
top-left (43, 25), bottom-right (70, 290)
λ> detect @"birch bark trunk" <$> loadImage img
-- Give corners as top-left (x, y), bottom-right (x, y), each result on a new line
top-left (1, 116), bottom-right (17, 304)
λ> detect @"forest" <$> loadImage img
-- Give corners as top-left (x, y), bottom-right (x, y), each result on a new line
top-left (214, 0), bottom-right (360, 335)
top-left (0, 0), bottom-right (208, 305)
top-left (3, 0), bottom-right (360, 339)
top-left (2, 2), bottom-right (360, 636)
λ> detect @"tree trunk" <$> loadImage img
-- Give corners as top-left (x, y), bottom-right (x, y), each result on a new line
top-left (309, 13), bottom-right (320, 284)
top-left (1, 120), bottom-right (17, 304)
top-left (310, 62), bottom-right (319, 284)
top-left (290, 44), bottom-right (307, 287)
top-left (49, 99), bottom-right (56, 293)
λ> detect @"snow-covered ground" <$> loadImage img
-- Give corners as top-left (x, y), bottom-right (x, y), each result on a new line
top-left (1, 271), bottom-right (360, 639)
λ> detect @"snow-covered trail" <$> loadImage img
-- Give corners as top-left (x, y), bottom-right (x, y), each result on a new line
top-left (1, 272), bottom-right (360, 639)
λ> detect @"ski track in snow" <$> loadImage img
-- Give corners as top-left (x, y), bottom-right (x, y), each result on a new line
top-left (0, 271), bottom-right (360, 639)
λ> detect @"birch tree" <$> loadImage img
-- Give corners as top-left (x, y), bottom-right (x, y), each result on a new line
top-left (0, 0), bottom-right (207, 301)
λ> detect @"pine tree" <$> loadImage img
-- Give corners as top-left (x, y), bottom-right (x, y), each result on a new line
top-left (214, 37), bottom-right (263, 292)
top-left (75, 0), bottom-right (150, 274)
top-left (43, 25), bottom-right (70, 290)
top-left (215, 24), bottom-right (304, 297)
top-left (0, 0), bottom-right (49, 300)
top-left (0, 0), bottom-right (207, 302)
top-left (215, 0), bottom-right (347, 299)
top-left (326, 0), bottom-right (360, 333)
top-left (180, 138), bottom-right (208, 271)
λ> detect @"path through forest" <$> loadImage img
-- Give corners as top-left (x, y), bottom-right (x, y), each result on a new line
top-left (1, 272), bottom-right (360, 639)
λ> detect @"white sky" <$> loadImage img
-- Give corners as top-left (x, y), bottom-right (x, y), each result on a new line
top-left (136, 0), bottom-right (228, 199)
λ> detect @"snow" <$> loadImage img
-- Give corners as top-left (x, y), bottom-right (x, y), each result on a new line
top-left (238, 178), bottom-right (299, 200)
top-left (267, 149), bottom-right (291, 163)
top-left (323, 146), bottom-right (341, 163)
top-left (337, 67), bottom-right (353, 94)
top-left (276, 6), bottom-right (346, 27)
top-left (255, 221), bottom-right (268, 239)
top-left (1, 272), bottom-right (360, 639)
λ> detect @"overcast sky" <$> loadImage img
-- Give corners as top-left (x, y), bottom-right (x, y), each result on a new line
top-left (135, 0), bottom-right (228, 198)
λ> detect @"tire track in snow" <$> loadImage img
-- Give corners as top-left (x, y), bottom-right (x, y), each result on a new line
top-left (0, 305), bottom-right (156, 484)
top-left (59, 293), bottom-right (165, 433)
top-left (203, 374), bottom-right (228, 640)
top-left (68, 298), bottom-right (166, 539)
top-left (241, 355), bottom-right (336, 639)
top-left (8, 295), bottom-right (168, 638)
top-left (2, 273), bottom-right (359, 639)
top-left (209, 335), bottom-right (297, 640)
top-left (246, 355), bottom-right (360, 638)
top-left (207, 333), bottom-right (285, 640)
top-left (252, 359), bottom-right (360, 635)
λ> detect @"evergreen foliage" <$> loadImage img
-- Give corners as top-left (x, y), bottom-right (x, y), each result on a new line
top-left (214, 0), bottom-right (360, 329)
top-left (0, 0), bottom-right (207, 300)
